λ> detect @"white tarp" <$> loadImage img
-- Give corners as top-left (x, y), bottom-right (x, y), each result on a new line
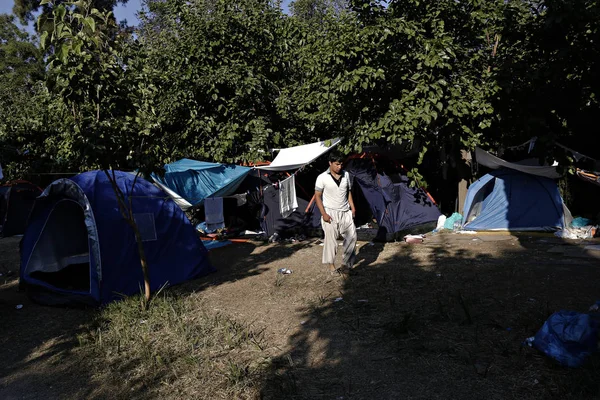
top-left (256, 138), bottom-right (341, 171)
top-left (475, 147), bottom-right (561, 179)
top-left (154, 180), bottom-right (193, 211)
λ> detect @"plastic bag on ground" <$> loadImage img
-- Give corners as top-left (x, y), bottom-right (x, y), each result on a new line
top-left (531, 310), bottom-right (598, 368)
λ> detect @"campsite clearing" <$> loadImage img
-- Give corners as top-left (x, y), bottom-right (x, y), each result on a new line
top-left (1, 233), bottom-right (600, 399)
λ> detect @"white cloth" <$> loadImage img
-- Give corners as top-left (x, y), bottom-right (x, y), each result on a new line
top-left (154, 180), bottom-right (193, 211)
top-left (256, 138), bottom-right (341, 171)
top-left (204, 197), bottom-right (225, 231)
top-left (475, 147), bottom-right (561, 179)
top-left (279, 175), bottom-right (298, 218)
top-left (315, 170), bottom-right (352, 211)
top-left (321, 208), bottom-right (357, 267)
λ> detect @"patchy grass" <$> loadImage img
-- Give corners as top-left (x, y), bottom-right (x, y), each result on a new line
top-left (4, 235), bottom-right (600, 399)
top-left (76, 292), bottom-right (271, 399)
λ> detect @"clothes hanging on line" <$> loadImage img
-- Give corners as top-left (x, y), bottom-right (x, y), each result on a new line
top-left (279, 174), bottom-right (298, 218)
top-left (204, 197), bottom-right (225, 231)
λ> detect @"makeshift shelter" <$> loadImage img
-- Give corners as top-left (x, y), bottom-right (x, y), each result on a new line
top-left (256, 138), bottom-right (340, 171)
top-left (0, 180), bottom-right (42, 237)
top-left (258, 183), bottom-right (321, 238)
top-left (343, 156), bottom-right (441, 241)
top-left (462, 168), bottom-right (569, 231)
top-left (20, 171), bottom-right (214, 306)
top-left (152, 159), bottom-right (253, 210)
top-left (185, 171), bottom-right (321, 239)
top-left (155, 138), bottom-right (341, 238)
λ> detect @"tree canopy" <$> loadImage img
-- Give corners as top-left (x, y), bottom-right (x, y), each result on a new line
top-left (0, 0), bottom-right (598, 181)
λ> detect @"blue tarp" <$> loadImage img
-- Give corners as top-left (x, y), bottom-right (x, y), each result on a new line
top-left (152, 159), bottom-right (252, 207)
top-left (532, 311), bottom-right (599, 368)
top-left (462, 168), bottom-right (566, 231)
top-left (20, 171), bottom-right (214, 306)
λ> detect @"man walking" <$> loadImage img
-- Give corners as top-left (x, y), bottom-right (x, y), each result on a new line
top-left (314, 151), bottom-right (357, 276)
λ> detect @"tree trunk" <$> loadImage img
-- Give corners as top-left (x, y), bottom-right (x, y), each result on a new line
top-left (130, 218), bottom-right (151, 307)
top-left (104, 169), bottom-right (152, 307)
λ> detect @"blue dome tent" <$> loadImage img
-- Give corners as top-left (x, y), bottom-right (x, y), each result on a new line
top-left (462, 168), bottom-right (568, 231)
top-left (20, 171), bottom-right (214, 306)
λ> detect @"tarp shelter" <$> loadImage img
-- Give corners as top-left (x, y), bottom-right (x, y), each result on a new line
top-left (256, 138), bottom-right (341, 171)
top-left (190, 171), bottom-right (321, 239)
top-left (475, 147), bottom-right (561, 178)
top-left (20, 171), bottom-right (214, 306)
top-left (462, 168), bottom-right (569, 231)
top-left (152, 159), bottom-right (253, 210)
top-left (258, 183), bottom-right (321, 238)
top-left (343, 156), bottom-right (441, 241)
top-left (0, 180), bottom-right (42, 237)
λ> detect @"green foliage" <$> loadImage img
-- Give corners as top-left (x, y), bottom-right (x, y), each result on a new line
top-left (1, 0), bottom-right (599, 183)
top-left (290, 0), bottom-right (348, 23)
top-left (0, 14), bottom-right (54, 178)
top-left (282, 0), bottom-right (503, 162)
top-left (13, 0), bottom-right (129, 28)
top-left (491, 0), bottom-right (600, 163)
top-left (139, 0), bottom-right (296, 163)
top-left (41, 1), bottom-right (166, 175)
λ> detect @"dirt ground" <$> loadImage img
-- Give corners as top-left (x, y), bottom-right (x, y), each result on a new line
top-left (2, 232), bottom-right (600, 399)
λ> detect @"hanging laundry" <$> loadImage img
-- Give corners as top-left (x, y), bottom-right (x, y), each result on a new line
top-left (204, 197), bottom-right (225, 231)
top-left (279, 174), bottom-right (298, 218)
top-left (0, 163), bottom-right (3, 181)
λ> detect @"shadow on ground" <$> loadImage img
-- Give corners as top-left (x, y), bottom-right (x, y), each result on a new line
top-left (0, 237), bottom-right (312, 399)
top-left (259, 233), bottom-right (600, 400)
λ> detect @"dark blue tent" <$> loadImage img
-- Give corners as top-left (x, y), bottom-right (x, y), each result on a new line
top-left (345, 157), bottom-right (441, 241)
top-left (462, 168), bottom-right (567, 231)
top-left (20, 171), bottom-right (214, 306)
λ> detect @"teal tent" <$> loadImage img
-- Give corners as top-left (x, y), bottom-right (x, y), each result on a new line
top-left (152, 159), bottom-right (252, 209)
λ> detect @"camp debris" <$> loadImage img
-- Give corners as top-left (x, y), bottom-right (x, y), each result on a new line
top-left (403, 234), bottom-right (425, 244)
top-left (525, 310), bottom-right (599, 368)
top-left (20, 171), bottom-right (214, 306)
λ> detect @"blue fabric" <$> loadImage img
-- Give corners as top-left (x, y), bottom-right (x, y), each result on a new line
top-left (202, 240), bottom-right (232, 250)
top-left (444, 213), bottom-right (463, 230)
top-left (21, 171), bottom-right (214, 306)
top-left (572, 217), bottom-right (592, 228)
top-left (462, 169), bottom-right (565, 231)
top-left (533, 311), bottom-right (598, 367)
top-left (152, 159), bottom-right (252, 207)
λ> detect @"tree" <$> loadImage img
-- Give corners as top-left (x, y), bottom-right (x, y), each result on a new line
top-left (491, 0), bottom-right (600, 167)
top-left (290, 0), bottom-right (348, 23)
top-left (138, 0), bottom-right (295, 163)
top-left (278, 0), bottom-right (505, 184)
top-left (14, 0), bottom-right (130, 24)
top-left (0, 14), bottom-right (53, 178)
top-left (41, 0), bottom-right (166, 306)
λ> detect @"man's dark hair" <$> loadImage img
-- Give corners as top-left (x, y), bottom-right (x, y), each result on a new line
top-left (328, 150), bottom-right (344, 163)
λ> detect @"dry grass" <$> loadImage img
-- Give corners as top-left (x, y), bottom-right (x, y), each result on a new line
top-left (4, 234), bottom-right (600, 399)
top-left (76, 291), bottom-right (271, 399)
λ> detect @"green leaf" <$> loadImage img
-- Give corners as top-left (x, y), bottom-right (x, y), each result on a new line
top-left (84, 17), bottom-right (96, 33)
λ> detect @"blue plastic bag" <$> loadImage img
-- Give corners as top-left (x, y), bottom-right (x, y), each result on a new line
top-left (532, 311), bottom-right (598, 367)
top-left (572, 217), bottom-right (592, 228)
top-left (443, 212), bottom-right (463, 230)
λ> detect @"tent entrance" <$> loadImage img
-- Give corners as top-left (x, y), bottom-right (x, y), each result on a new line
top-left (465, 178), bottom-right (496, 224)
top-left (26, 199), bottom-right (91, 292)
